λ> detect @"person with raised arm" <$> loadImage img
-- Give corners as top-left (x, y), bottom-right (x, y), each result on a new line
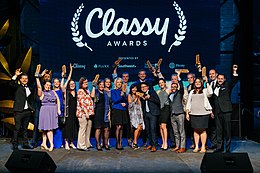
top-left (35, 65), bottom-right (61, 151)
top-left (9, 68), bottom-right (35, 150)
top-left (212, 65), bottom-right (239, 153)
top-left (61, 64), bottom-right (78, 150)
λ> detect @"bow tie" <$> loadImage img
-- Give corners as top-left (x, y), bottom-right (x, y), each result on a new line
top-left (216, 84), bottom-right (223, 88)
top-left (22, 85), bottom-right (28, 87)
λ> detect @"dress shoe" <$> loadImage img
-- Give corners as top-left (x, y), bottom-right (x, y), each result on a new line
top-left (169, 144), bottom-right (176, 149)
top-left (171, 147), bottom-right (179, 152)
top-left (151, 146), bottom-right (157, 152)
top-left (144, 145), bottom-right (152, 150)
top-left (177, 148), bottom-right (186, 153)
top-left (226, 150), bottom-right (230, 153)
top-left (23, 144), bottom-right (34, 149)
top-left (12, 144), bottom-right (18, 150)
top-left (208, 145), bottom-right (217, 150)
top-left (213, 148), bottom-right (224, 153)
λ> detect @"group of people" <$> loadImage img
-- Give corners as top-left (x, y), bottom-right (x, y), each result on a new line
top-left (9, 61), bottom-right (239, 154)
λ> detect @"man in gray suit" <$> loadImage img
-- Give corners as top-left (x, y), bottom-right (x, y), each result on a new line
top-left (169, 82), bottom-right (186, 153)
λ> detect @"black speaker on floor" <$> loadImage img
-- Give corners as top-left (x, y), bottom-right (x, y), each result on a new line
top-left (5, 150), bottom-right (56, 173)
top-left (200, 152), bottom-right (254, 173)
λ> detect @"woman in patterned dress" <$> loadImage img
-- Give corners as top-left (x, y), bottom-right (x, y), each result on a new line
top-left (128, 84), bottom-right (144, 150)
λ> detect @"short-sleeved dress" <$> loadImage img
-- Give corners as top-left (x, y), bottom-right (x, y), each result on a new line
top-left (38, 90), bottom-right (59, 130)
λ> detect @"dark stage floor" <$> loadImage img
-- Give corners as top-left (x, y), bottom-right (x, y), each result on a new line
top-left (0, 138), bottom-right (259, 173)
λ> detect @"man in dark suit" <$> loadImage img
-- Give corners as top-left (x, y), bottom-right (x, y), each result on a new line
top-left (9, 68), bottom-right (34, 150)
top-left (134, 69), bottom-right (159, 146)
top-left (213, 65), bottom-right (238, 153)
top-left (140, 82), bottom-right (160, 152)
top-left (207, 69), bottom-right (218, 149)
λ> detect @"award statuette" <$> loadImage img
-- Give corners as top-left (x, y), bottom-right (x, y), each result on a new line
top-left (62, 65), bottom-right (67, 78)
top-left (202, 66), bottom-right (207, 77)
top-left (122, 83), bottom-right (127, 93)
top-left (146, 60), bottom-right (153, 70)
top-left (156, 58), bottom-right (163, 69)
top-left (112, 58), bottom-right (122, 68)
top-left (175, 69), bottom-right (189, 74)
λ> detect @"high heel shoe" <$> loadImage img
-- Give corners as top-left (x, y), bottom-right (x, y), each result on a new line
top-left (41, 145), bottom-right (49, 150)
top-left (65, 143), bottom-right (70, 150)
top-left (193, 148), bottom-right (200, 153)
top-left (104, 145), bottom-right (110, 150)
top-left (49, 145), bottom-right (54, 152)
top-left (70, 144), bottom-right (77, 149)
top-left (96, 145), bottom-right (102, 151)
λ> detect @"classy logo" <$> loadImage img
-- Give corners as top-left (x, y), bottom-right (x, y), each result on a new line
top-left (71, 1), bottom-right (187, 52)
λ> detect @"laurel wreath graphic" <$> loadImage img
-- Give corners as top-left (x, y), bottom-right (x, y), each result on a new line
top-left (71, 3), bottom-right (93, 51)
top-left (168, 1), bottom-right (187, 52)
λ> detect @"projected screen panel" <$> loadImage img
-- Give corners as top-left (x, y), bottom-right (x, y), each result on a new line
top-left (40, 0), bottom-right (220, 81)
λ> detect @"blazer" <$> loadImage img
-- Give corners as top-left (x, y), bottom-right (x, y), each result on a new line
top-left (9, 78), bottom-right (34, 112)
top-left (213, 75), bottom-right (239, 113)
top-left (141, 90), bottom-right (160, 116)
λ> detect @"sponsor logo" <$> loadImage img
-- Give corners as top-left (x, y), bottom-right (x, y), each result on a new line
top-left (169, 62), bottom-right (185, 69)
top-left (93, 64), bottom-right (110, 68)
top-left (73, 63), bottom-right (86, 69)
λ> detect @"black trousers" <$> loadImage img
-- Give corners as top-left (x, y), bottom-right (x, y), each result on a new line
top-left (208, 116), bottom-right (217, 147)
top-left (215, 111), bottom-right (232, 151)
top-left (13, 110), bottom-right (31, 145)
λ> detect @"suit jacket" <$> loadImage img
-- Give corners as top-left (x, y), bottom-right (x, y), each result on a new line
top-left (213, 75), bottom-right (239, 113)
top-left (169, 81), bottom-right (185, 115)
top-left (141, 90), bottom-right (160, 116)
top-left (9, 78), bottom-right (34, 112)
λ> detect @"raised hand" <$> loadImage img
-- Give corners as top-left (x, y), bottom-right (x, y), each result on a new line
top-left (15, 68), bottom-right (22, 76)
top-left (233, 64), bottom-right (238, 73)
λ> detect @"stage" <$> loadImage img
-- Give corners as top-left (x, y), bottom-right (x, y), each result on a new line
top-left (0, 138), bottom-right (259, 173)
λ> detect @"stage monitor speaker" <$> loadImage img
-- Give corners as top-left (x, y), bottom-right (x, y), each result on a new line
top-left (200, 152), bottom-right (254, 173)
top-left (5, 150), bottom-right (56, 173)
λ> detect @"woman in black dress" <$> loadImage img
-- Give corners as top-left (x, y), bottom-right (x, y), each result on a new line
top-left (91, 80), bottom-right (111, 151)
top-left (62, 79), bottom-right (78, 150)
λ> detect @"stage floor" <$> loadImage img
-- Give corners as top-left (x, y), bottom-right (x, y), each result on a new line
top-left (0, 138), bottom-right (259, 173)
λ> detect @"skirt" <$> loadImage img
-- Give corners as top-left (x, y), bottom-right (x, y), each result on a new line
top-left (111, 109), bottom-right (128, 125)
top-left (190, 114), bottom-right (209, 129)
top-left (158, 105), bottom-right (170, 124)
